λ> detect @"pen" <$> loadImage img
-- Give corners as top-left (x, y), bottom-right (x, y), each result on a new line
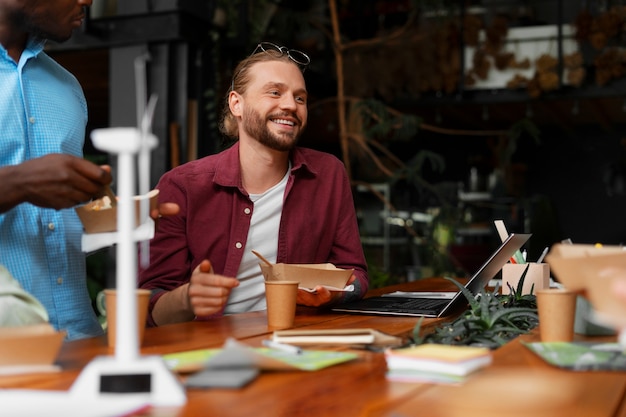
top-left (262, 339), bottom-right (302, 355)
top-left (536, 246), bottom-right (549, 264)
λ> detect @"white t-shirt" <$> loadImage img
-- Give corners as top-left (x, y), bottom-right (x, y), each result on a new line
top-left (224, 168), bottom-right (289, 314)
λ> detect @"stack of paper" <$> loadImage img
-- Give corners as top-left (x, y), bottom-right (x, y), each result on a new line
top-left (162, 338), bottom-right (359, 388)
top-left (163, 343), bottom-right (359, 374)
top-left (524, 341), bottom-right (626, 371)
top-left (385, 344), bottom-right (492, 384)
top-left (272, 328), bottom-right (403, 347)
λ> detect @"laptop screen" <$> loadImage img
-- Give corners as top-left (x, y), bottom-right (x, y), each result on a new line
top-left (439, 233), bottom-right (531, 316)
top-left (332, 233), bottom-right (531, 317)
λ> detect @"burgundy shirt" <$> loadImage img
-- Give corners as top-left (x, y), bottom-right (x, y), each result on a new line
top-left (139, 143), bottom-right (368, 325)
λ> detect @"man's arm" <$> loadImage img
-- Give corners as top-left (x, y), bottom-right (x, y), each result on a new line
top-left (0, 154), bottom-right (112, 213)
top-left (151, 283), bottom-right (196, 325)
top-left (151, 260), bottom-right (239, 326)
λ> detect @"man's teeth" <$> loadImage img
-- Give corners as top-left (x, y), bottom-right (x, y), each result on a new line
top-left (273, 119), bottom-right (295, 126)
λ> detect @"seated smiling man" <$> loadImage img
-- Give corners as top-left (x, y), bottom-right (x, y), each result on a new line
top-left (139, 42), bottom-right (369, 326)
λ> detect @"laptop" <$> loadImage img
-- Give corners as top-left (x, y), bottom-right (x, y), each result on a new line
top-left (332, 233), bottom-right (531, 318)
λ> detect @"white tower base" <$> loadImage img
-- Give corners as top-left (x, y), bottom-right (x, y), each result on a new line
top-left (70, 355), bottom-right (186, 407)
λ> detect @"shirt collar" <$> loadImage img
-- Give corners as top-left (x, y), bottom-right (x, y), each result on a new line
top-left (24, 36), bottom-right (46, 58)
top-left (0, 36), bottom-right (46, 66)
top-left (213, 142), bottom-right (318, 189)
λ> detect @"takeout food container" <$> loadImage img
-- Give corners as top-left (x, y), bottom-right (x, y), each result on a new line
top-left (545, 243), bottom-right (626, 328)
top-left (259, 262), bottom-right (353, 290)
top-left (75, 189), bottom-right (159, 234)
top-left (545, 243), bottom-right (626, 290)
top-left (0, 323), bottom-right (65, 369)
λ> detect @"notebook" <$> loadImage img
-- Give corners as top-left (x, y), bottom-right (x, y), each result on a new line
top-left (332, 233), bottom-right (531, 317)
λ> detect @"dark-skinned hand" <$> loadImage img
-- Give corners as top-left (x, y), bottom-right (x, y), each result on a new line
top-left (3, 154), bottom-right (112, 211)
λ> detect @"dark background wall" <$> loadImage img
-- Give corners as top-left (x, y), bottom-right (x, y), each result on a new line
top-left (49, 0), bottom-right (626, 280)
top-left (529, 126), bottom-right (626, 246)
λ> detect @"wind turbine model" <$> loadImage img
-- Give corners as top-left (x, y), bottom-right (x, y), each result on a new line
top-left (70, 54), bottom-right (186, 407)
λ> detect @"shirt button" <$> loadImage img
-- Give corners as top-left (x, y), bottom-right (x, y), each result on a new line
top-left (29, 116), bottom-right (35, 124)
top-left (235, 242), bottom-right (243, 249)
top-left (244, 207), bottom-right (251, 215)
top-left (57, 277), bottom-right (63, 285)
top-left (47, 223), bottom-right (55, 231)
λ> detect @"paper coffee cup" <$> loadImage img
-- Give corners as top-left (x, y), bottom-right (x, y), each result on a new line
top-left (264, 281), bottom-right (298, 330)
top-left (536, 288), bottom-right (577, 342)
top-left (103, 288), bottom-right (151, 348)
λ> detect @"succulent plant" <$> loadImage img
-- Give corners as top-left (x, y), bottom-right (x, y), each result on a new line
top-left (412, 267), bottom-right (539, 349)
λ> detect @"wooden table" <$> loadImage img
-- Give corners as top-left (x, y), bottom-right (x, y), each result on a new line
top-left (2, 277), bottom-right (624, 417)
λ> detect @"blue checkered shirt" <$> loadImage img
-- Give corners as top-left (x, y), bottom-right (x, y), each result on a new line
top-left (0, 38), bottom-right (103, 340)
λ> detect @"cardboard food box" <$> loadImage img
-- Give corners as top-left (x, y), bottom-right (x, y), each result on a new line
top-left (259, 262), bottom-right (353, 290)
top-left (0, 323), bottom-right (65, 374)
top-left (75, 189), bottom-right (159, 234)
top-left (545, 243), bottom-right (626, 328)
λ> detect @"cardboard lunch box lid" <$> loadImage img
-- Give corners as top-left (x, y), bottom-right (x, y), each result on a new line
top-left (259, 262), bottom-right (353, 290)
top-left (545, 243), bottom-right (626, 327)
top-left (545, 243), bottom-right (626, 291)
top-left (0, 323), bottom-right (65, 368)
top-left (75, 189), bottom-right (159, 234)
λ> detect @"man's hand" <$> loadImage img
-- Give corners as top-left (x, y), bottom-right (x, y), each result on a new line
top-left (151, 202), bottom-right (180, 220)
top-left (296, 274), bottom-right (356, 307)
top-left (188, 260), bottom-right (240, 317)
top-left (0, 154), bottom-right (112, 213)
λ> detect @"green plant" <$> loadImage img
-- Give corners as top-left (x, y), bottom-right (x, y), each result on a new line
top-left (367, 262), bottom-right (393, 289)
top-left (413, 273), bottom-right (538, 349)
top-left (501, 264), bottom-right (538, 310)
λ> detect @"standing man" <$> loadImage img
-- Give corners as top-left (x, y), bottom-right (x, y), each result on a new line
top-left (140, 42), bottom-right (369, 326)
top-left (0, 0), bottom-right (113, 339)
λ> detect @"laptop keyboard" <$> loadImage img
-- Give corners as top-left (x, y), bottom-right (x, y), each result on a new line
top-left (344, 297), bottom-right (450, 315)
top-left (383, 298), bottom-right (450, 314)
